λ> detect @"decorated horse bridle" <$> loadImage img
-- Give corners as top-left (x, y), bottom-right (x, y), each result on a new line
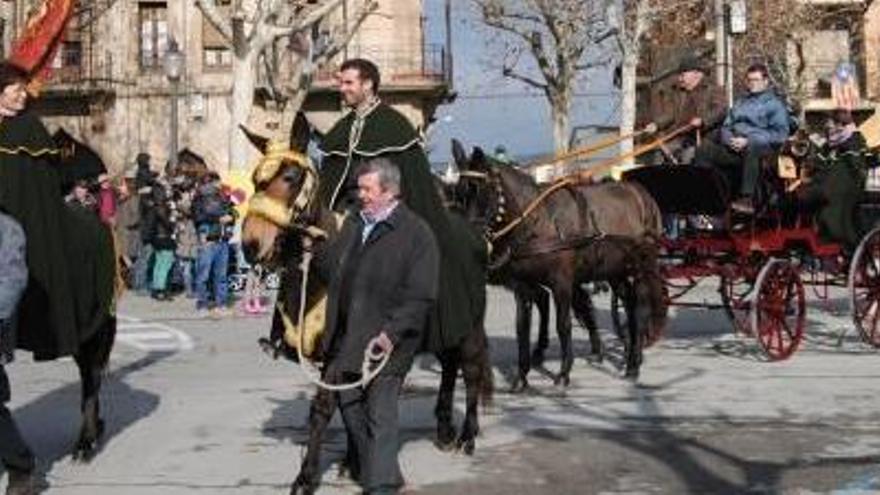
top-left (247, 140), bottom-right (319, 229)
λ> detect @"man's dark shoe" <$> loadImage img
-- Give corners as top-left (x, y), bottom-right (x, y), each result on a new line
top-left (730, 197), bottom-right (754, 215)
top-left (6, 468), bottom-right (35, 495)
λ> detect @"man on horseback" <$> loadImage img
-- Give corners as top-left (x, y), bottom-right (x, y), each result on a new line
top-left (0, 208), bottom-right (33, 495)
top-left (318, 57), bottom-right (486, 353)
top-left (695, 63), bottom-right (790, 214)
top-left (0, 62), bottom-right (115, 361)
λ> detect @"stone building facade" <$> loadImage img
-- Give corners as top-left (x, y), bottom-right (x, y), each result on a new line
top-left (1, 0), bottom-right (452, 173)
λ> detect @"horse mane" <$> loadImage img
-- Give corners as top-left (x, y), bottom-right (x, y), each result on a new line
top-left (491, 160), bottom-right (574, 236)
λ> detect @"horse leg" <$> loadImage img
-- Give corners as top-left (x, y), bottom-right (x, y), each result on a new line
top-left (572, 283), bottom-right (603, 363)
top-left (456, 321), bottom-right (492, 455)
top-left (551, 284), bottom-right (574, 387)
top-left (291, 388), bottom-right (337, 495)
top-left (511, 287), bottom-right (534, 393)
top-left (530, 286), bottom-right (550, 367)
top-left (72, 316), bottom-right (116, 461)
top-left (625, 277), bottom-right (652, 381)
top-left (434, 348), bottom-right (459, 450)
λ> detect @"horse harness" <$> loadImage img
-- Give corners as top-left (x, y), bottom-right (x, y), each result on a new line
top-left (481, 169), bottom-right (607, 269)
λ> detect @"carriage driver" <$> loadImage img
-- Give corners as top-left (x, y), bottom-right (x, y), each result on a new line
top-left (650, 54), bottom-right (727, 165)
top-left (695, 63), bottom-right (791, 214)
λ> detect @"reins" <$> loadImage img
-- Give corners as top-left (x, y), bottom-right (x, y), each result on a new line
top-left (522, 122), bottom-right (658, 169)
top-left (290, 236), bottom-right (390, 391)
top-left (489, 123), bottom-right (695, 242)
top-left (249, 142), bottom-right (390, 391)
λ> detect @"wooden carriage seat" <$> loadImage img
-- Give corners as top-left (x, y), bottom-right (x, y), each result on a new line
top-left (623, 165), bottom-right (730, 216)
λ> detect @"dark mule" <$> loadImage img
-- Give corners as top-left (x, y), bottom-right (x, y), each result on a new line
top-left (12, 134), bottom-right (118, 462)
top-left (240, 115), bottom-right (493, 495)
top-left (452, 144), bottom-right (665, 384)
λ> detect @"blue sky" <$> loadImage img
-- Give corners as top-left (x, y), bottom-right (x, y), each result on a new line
top-left (422, 1), bottom-right (619, 164)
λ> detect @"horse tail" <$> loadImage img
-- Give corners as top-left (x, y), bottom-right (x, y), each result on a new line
top-left (639, 243), bottom-right (668, 344)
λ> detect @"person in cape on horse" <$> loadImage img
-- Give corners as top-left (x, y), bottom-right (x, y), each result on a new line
top-left (0, 7), bottom-right (116, 362)
top-left (314, 58), bottom-right (486, 354)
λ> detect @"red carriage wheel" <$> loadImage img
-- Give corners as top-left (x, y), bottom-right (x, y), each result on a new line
top-left (720, 275), bottom-right (751, 335)
top-left (750, 259), bottom-right (806, 361)
top-left (610, 286), bottom-right (665, 348)
top-left (848, 227), bottom-right (880, 348)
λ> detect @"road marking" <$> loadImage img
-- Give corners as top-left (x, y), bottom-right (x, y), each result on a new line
top-left (116, 314), bottom-right (195, 352)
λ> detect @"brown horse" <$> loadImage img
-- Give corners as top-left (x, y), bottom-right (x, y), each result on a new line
top-left (452, 143), bottom-right (665, 383)
top-left (240, 116), bottom-right (492, 495)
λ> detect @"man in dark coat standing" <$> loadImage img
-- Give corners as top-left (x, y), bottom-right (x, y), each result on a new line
top-left (319, 158), bottom-right (439, 494)
top-left (317, 58), bottom-right (484, 353)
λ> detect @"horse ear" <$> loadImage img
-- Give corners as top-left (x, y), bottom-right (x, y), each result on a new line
top-left (471, 146), bottom-right (488, 170)
top-left (289, 111), bottom-right (312, 153)
top-left (451, 139), bottom-right (468, 168)
top-left (239, 125), bottom-right (270, 155)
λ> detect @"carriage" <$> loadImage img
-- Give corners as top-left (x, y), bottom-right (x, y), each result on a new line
top-left (618, 157), bottom-right (880, 361)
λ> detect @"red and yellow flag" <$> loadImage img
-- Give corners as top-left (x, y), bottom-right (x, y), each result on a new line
top-left (8, 0), bottom-right (76, 92)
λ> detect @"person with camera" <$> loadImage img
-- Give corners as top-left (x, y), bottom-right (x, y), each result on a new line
top-left (192, 172), bottom-right (236, 315)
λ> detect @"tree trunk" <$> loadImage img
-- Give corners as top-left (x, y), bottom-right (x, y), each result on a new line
top-left (619, 0), bottom-right (649, 168)
top-left (229, 49), bottom-right (257, 171)
top-left (550, 90), bottom-right (572, 154)
top-left (619, 49), bottom-right (638, 168)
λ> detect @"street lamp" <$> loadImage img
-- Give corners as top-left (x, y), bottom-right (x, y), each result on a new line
top-left (164, 38), bottom-right (185, 172)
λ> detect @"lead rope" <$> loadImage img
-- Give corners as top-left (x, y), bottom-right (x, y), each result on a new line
top-left (294, 236), bottom-right (390, 391)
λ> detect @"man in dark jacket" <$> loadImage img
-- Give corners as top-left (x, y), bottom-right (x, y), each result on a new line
top-left (318, 58), bottom-right (484, 354)
top-left (191, 172), bottom-right (236, 313)
top-left (652, 54), bottom-right (728, 165)
top-left (320, 158), bottom-right (439, 494)
top-left (695, 63), bottom-right (791, 213)
top-left (0, 209), bottom-right (34, 494)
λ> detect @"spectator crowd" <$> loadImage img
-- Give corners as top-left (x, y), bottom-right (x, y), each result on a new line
top-left (64, 151), bottom-right (268, 317)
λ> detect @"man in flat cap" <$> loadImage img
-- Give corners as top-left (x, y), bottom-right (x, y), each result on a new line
top-left (651, 54), bottom-right (728, 165)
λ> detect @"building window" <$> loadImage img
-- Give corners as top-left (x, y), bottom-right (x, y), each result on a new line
top-left (202, 0), bottom-right (232, 70)
top-left (139, 2), bottom-right (168, 71)
top-left (203, 47), bottom-right (232, 69)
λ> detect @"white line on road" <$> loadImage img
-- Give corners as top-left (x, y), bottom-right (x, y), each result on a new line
top-left (116, 314), bottom-right (195, 352)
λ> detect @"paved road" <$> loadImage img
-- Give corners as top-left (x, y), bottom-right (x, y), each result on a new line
top-left (3, 283), bottom-right (880, 494)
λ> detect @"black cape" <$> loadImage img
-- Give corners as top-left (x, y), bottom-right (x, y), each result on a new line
top-left (0, 112), bottom-right (115, 360)
top-left (318, 103), bottom-right (486, 351)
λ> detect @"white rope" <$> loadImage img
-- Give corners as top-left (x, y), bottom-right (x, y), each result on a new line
top-left (294, 237), bottom-right (390, 391)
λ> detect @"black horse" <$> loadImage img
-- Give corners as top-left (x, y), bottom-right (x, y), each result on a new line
top-left (240, 116), bottom-right (493, 495)
top-left (9, 132), bottom-right (118, 462)
top-left (451, 144), bottom-right (665, 383)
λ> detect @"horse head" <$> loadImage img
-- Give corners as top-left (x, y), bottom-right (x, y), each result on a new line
top-left (241, 113), bottom-right (317, 267)
top-left (450, 140), bottom-right (523, 241)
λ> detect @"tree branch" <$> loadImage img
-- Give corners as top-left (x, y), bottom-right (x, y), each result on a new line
top-left (195, 0), bottom-right (233, 43)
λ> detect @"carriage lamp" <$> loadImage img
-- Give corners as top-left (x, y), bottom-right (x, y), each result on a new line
top-left (164, 39), bottom-right (185, 172)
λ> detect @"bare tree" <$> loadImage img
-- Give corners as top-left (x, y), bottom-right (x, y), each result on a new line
top-left (474, 0), bottom-right (614, 154)
top-left (195, 0), bottom-right (376, 170)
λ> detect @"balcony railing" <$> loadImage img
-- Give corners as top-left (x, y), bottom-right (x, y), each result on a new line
top-left (314, 43), bottom-right (450, 88)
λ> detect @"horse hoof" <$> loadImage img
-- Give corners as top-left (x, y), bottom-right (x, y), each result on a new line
top-left (624, 369), bottom-right (640, 382)
top-left (456, 437), bottom-right (476, 456)
top-left (72, 440), bottom-right (97, 462)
